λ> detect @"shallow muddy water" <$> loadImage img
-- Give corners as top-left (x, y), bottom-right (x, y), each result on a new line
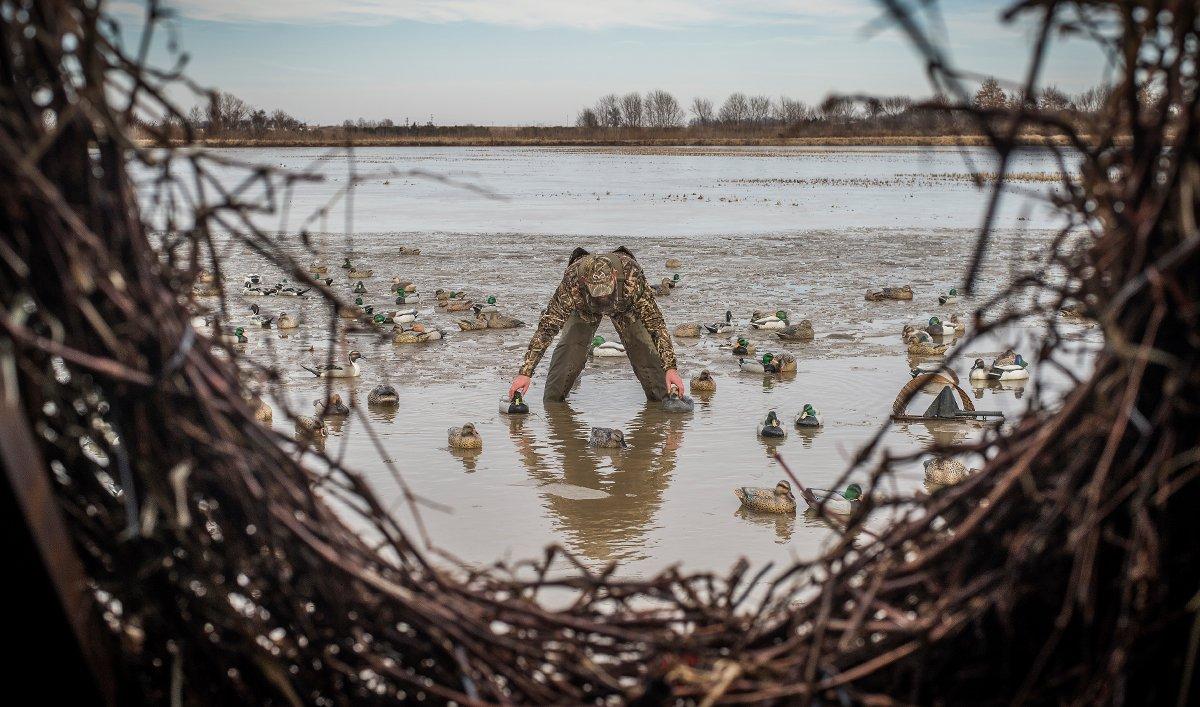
top-left (173, 146), bottom-right (1098, 577)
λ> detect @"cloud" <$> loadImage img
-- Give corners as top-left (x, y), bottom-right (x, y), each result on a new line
top-left (152, 0), bottom-right (874, 29)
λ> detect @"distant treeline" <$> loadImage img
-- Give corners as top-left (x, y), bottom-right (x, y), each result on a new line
top-left (142, 79), bottom-right (1113, 146)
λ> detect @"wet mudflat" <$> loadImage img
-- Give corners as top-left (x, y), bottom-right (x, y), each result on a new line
top-left (175, 146), bottom-right (1098, 577)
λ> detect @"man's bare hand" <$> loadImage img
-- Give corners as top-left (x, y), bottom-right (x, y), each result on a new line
top-left (665, 369), bottom-right (685, 396)
top-left (508, 375), bottom-right (532, 399)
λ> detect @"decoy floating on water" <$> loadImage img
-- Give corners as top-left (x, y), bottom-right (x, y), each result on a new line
top-left (294, 415), bottom-right (327, 446)
top-left (924, 457), bottom-right (973, 486)
top-left (661, 386), bottom-right (694, 413)
top-left (802, 483), bottom-right (862, 515)
top-left (757, 411), bottom-right (786, 439)
top-left (776, 319), bottom-right (814, 342)
top-left (368, 384), bottom-right (399, 407)
top-left (393, 323), bottom-right (444, 344)
top-left (705, 310), bottom-right (734, 334)
top-left (665, 257), bottom-right (683, 269)
top-left (734, 480), bottom-right (796, 514)
top-left (277, 312), bottom-right (298, 330)
top-left (751, 310), bottom-right (789, 330)
top-left (938, 288), bottom-right (959, 305)
top-left (589, 427), bottom-right (627, 448)
top-left (970, 352), bottom-right (1030, 381)
top-left (314, 393), bottom-right (350, 417)
top-left (500, 391), bottom-right (530, 415)
top-left (689, 369), bottom-right (716, 393)
top-left (590, 336), bottom-right (626, 358)
top-left (865, 285), bottom-right (913, 301)
top-left (794, 404), bottom-right (822, 428)
top-left (301, 350), bottom-right (363, 378)
top-left (731, 337), bottom-right (755, 356)
top-left (448, 423), bottom-right (483, 450)
top-left (674, 322), bottom-right (701, 338)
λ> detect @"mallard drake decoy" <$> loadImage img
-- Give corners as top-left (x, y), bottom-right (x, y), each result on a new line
top-left (938, 288), bottom-right (959, 305)
top-left (925, 316), bottom-right (949, 337)
top-left (776, 319), bottom-right (814, 342)
top-left (394, 291), bottom-right (421, 305)
top-left (865, 285), bottom-right (914, 301)
top-left (665, 257), bottom-right (683, 269)
top-left (219, 327), bottom-right (248, 346)
top-left (731, 337), bottom-right (755, 356)
top-left (590, 336), bottom-right (626, 357)
top-left (368, 384), bottom-right (399, 407)
top-left (734, 480), bottom-right (796, 514)
top-left (277, 312), bottom-right (298, 330)
top-left (674, 322), bottom-right (701, 338)
top-left (661, 385), bottom-right (694, 413)
top-left (347, 268), bottom-right (373, 279)
top-left (689, 369), bottom-right (716, 393)
top-left (353, 281), bottom-right (367, 294)
top-left (911, 362), bottom-right (959, 385)
top-left (314, 393), bottom-right (350, 417)
top-left (924, 457), bottom-right (972, 486)
top-left (392, 307), bottom-right (417, 324)
top-left (794, 404), bottom-right (822, 428)
top-left (500, 391), bottom-right (529, 415)
top-left (803, 483), bottom-right (862, 515)
top-left (705, 310), bottom-right (734, 334)
top-left (740, 353), bottom-right (774, 373)
top-left (756, 411), bottom-right (786, 439)
top-left (448, 422), bottom-right (482, 450)
top-left (301, 350), bottom-right (363, 378)
top-left (589, 427), bottom-right (627, 448)
top-left (988, 353), bottom-right (1030, 381)
top-left (667, 273), bottom-right (682, 288)
top-left (751, 310), bottom-right (789, 330)
top-left (393, 324), bottom-right (444, 344)
top-left (484, 310), bottom-right (524, 329)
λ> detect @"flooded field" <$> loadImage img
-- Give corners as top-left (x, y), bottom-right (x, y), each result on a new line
top-left (171, 146), bottom-right (1098, 578)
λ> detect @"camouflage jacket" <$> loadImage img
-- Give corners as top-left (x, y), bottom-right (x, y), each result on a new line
top-left (518, 251), bottom-right (677, 377)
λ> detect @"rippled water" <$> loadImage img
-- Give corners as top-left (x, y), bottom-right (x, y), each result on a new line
top-left (172, 146), bottom-right (1099, 577)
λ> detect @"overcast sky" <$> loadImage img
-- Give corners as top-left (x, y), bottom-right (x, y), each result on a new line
top-left (116, 0), bottom-right (1110, 126)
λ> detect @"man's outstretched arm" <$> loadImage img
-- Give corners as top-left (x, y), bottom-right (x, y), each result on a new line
top-left (509, 279), bottom-right (579, 396)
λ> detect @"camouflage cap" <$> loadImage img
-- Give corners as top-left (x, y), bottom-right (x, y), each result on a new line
top-left (579, 255), bottom-right (616, 298)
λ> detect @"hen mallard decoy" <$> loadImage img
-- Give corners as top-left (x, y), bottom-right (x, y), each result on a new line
top-left (904, 330), bottom-right (948, 356)
top-left (314, 393), bottom-right (350, 417)
top-left (398, 246), bottom-right (420, 255)
top-left (665, 257), bottom-right (683, 269)
top-left (751, 310), bottom-right (789, 330)
top-left (756, 411), bottom-right (786, 439)
top-left (946, 313), bottom-right (967, 335)
top-left (924, 457), bottom-right (972, 486)
top-left (794, 404), bottom-right (822, 428)
top-left (938, 288), bottom-right (959, 305)
top-left (865, 285), bottom-right (914, 301)
top-left (308, 262), bottom-right (329, 275)
top-left (392, 278), bottom-right (418, 293)
top-left (251, 396), bottom-right (272, 423)
top-left (776, 319), bottom-right (814, 342)
top-left (734, 480), bottom-right (796, 514)
top-left (589, 427), bottom-right (627, 448)
top-left (301, 350), bottom-right (363, 378)
top-left (803, 483), bottom-right (862, 515)
top-left (674, 322), bottom-right (701, 338)
top-left (393, 323), bottom-right (444, 344)
top-left (705, 310), bottom-right (734, 334)
top-left (196, 269), bottom-right (217, 285)
top-left (690, 369), bottom-right (716, 393)
top-left (277, 312), bottom-right (298, 330)
top-left (457, 307), bottom-right (490, 331)
top-left (448, 422), bottom-right (483, 450)
top-left (590, 336), bottom-right (626, 357)
top-left (654, 278), bottom-right (672, 296)
top-left (347, 267), bottom-right (373, 279)
top-left (435, 289), bottom-right (467, 303)
top-left (367, 384), bottom-right (399, 407)
top-left (294, 415), bottom-right (327, 445)
top-left (443, 298), bottom-right (474, 313)
top-left (484, 310), bottom-right (524, 329)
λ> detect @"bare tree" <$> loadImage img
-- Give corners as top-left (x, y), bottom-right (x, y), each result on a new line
top-left (973, 77), bottom-right (1007, 110)
top-left (575, 107), bottom-right (600, 129)
top-left (689, 97), bottom-right (715, 126)
top-left (620, 92), bottom-right (643, 127)
top-left (819, 95), bottom-right (855, 123)
top-left (880, 96), bottom-right (913, 118)
top-left (718, 92), bottom-right (749, 124)
top-left (1038, 85), bottom-right (1070, 112)
top-left (1072, 85), bottom-right (1111, 114)
top-left (594, 94), bottom-right (622, 128)
top-left (644, 90), bottom-right (683, 127)
top-left (213, 92), bottom-right (248, 133)
top-left (748, 95), bottom-right (773, 124)
top-left (773, 97), bottom-right (808, 125)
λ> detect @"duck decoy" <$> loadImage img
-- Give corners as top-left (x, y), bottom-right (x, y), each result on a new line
top-left (734, 480), bottom-right (796, 514)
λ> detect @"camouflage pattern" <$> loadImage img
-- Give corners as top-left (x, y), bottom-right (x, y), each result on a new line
top-left (519, 251), bottom-right (677, 378)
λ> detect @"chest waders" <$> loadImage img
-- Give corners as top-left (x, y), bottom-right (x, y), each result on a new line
top-left (542, 253), bottom-right (670, 402)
